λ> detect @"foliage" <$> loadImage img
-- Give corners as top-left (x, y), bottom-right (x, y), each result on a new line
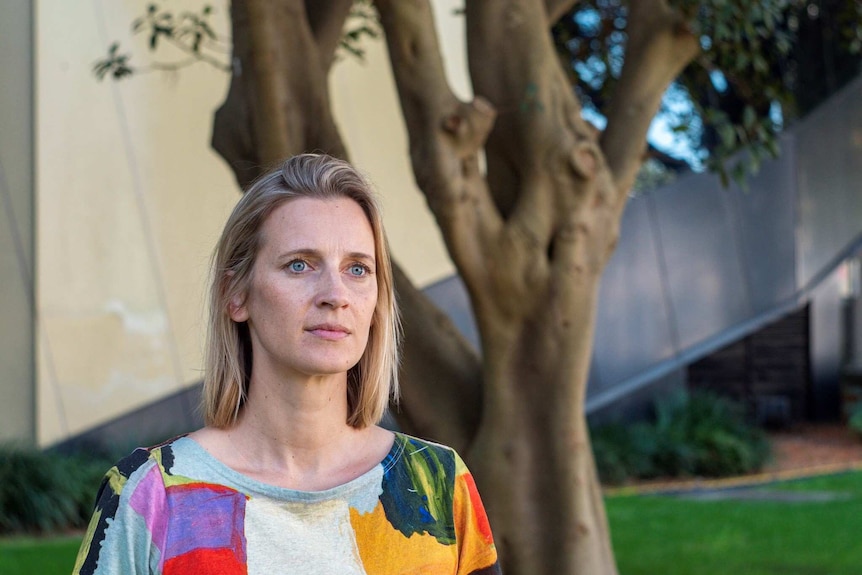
top-left (848, 403), bottom-right (862, 438)
top-left (631, 157), bottom-right (679, 194)
top-left (94, 2), bottom-right (230, 79)
top-left (93, 1), bottom-right (380, 80)
top-left (592, 391), bottom-right (770, 484)
top-left (338, 0), bottom-right (381, 60)
top-left (0, 445), bottom-right (111, 535)
top-left (592, 421), bottom-right (659, 484)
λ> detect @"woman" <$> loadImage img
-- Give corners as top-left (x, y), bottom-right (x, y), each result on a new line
top-left (73, 154), bottom-right (501, 574)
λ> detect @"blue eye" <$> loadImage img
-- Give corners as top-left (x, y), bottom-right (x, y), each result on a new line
top-left (289, 260), bottom-right (307, 272)
top-left (349, 264), bottom-right (368, 277)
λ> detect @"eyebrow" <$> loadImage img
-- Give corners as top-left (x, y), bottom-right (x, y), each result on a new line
top-left (276, 249), bottom-right (376, 263)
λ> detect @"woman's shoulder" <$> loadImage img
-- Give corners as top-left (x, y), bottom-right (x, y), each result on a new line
top-left (377, 433), bottom-right (477, 546)
top-left (102, 435), bottom-right (193, 492)
top-left (390, 431), bottom-right (465, 460)
top-left (387, 432), bottom-right (470, 481)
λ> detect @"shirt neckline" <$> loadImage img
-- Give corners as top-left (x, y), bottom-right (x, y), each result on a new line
top-left (172, 431), bottom-right (406, 502)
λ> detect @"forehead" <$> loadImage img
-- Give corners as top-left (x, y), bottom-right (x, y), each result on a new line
top-left (259, 197), bottom-right (375, 253)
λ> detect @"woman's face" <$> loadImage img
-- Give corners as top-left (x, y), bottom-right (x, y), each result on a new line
top-left (230, 197), bottom-right (378, 383)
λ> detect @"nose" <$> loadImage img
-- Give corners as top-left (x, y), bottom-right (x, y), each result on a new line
top-left (316, 268), bottom-right (349, 309)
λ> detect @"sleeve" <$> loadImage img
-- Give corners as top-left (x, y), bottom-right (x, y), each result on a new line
top-left (452, 453), bottom-right (502, 575)
top-left (72, 450), bottom-right (168, 575)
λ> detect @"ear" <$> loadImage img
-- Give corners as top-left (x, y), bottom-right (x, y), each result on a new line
top-left (228, 292), bottom-right (249, 323)
top-left (223, 270), bottom-right (249, 322)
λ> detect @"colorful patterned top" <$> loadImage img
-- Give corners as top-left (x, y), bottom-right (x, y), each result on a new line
top-left (73, 432), bottom-right (501, 575)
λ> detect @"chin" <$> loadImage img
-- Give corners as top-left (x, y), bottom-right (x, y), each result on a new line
top-left (297, 356), bottom-right (361, 377)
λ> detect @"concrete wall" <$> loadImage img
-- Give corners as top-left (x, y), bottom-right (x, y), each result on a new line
top-left (0, 0), bottom-right (36, 444)
top-left (24, 0), bottom-right (463, 446)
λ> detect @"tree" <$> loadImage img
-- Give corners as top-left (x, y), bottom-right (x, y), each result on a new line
top-left (95, 1), bottom-right (838, 573)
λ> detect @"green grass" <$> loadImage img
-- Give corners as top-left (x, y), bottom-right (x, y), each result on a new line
top-left (3, 472), bottom-right (862, 575)
top-left (609, 471), bottom-right (862, 575)
top-left (0, 534), bottom-right (81, 575)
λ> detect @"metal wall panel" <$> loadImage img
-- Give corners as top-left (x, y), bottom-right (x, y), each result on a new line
top-left (591, 195), bottom-right (676, 392)
top-left (796, 78), bottom-right (862, 287)
top-left (423, 274), bottom-right (481, 349)
top-left (651, 175), bottom-right (751, 350)
top-left (729, 136), bottom-right (799, 314)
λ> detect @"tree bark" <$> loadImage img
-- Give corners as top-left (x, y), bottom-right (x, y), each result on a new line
top-left (391, 264), bottom-right (483, 455)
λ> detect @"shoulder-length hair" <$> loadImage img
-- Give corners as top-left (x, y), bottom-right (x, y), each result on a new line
top-left (203, 154), bottom-right (400, 429)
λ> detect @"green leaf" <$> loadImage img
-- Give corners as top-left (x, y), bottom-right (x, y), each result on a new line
top-left (742, 105), bottom-right (756, 129)
top-left (718, 123), bottom-right (736, 148)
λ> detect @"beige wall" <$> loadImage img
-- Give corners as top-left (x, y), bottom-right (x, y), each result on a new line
top-left (33, 1), bottom-right (467, 445)
top-left (37, 0), bottom-right (239, 445)
top-left (0, 0), bottom-right (36, 444)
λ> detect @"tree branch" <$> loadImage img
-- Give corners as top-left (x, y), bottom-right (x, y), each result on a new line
top-left (242, 0), bottom-right (346, 163)
top-left (373, 0), bottom-right (501, 292)
top-left (213, 69), bottom-right (259, 188)
top-left (467, 0), bottom-right (561, 170)
top-left (465, 1), bottom-right (595, 225)
top-left (600, 0), bottom-right (699, 201)
top-left (391, 265), bottom-right (483, 454)
top-left (305, 0), bottom-right (354, 70)
top-left (212, 0), bottom-right (257, 188)
top-left (465, 0), bottom-right (598, 298)
top-left (544, 0), bottom-right (582, 25)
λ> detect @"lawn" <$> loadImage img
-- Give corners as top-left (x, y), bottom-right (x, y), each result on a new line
top-left (0, 534), bottom-right (81, 575)
top-left (608, 471), bottom-right (862, 575)
top-left (2, 472), bottom-right (861, 574)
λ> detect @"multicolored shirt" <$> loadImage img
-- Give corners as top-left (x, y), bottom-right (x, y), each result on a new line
top-left (73, 433), bottom-right (501, 574)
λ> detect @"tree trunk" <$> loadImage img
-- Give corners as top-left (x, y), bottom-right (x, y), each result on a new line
top-left (468, 281), bottom-right (616, 573)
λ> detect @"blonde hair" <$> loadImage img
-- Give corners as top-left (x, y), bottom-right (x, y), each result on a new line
top-left (203, 154), bottom-right (400, 429)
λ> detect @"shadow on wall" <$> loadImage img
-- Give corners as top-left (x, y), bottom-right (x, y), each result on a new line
top-left (50, 384), bottom-right (203, 458)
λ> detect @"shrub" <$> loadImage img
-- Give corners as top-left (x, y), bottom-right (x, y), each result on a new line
top-left (849, 404), bottom-right (862, 438)
top-left (0, 444), bottom-right (111, 534)
top-left (592, 390), bottom-right (770, 485)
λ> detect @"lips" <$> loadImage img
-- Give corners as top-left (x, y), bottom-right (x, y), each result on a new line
top-left (306, 323), bottom-right (351, 340)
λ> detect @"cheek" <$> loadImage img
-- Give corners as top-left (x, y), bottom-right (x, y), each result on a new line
top-left (365, 287), bottom-right (380, 320)
top-left (352, 290), bottom-right (377, 329)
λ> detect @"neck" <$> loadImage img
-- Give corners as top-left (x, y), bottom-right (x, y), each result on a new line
top-left (190, 364), bottom-right (394, 491)
top-left (232, 368), bottom-right (356, 470)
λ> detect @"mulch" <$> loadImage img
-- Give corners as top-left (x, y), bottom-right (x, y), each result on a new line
top-left (766, 423), bottom-right (862, 472)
